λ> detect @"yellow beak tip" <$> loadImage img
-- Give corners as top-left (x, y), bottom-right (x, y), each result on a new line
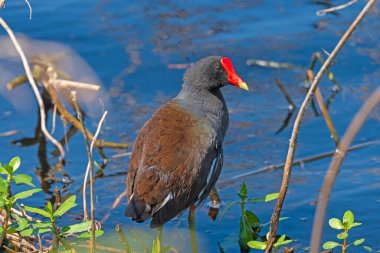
top-left (238, 82), bottom-right (249, 91)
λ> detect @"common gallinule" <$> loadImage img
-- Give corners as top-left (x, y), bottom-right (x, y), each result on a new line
top-left (125, 56), bottom-right (248, 228)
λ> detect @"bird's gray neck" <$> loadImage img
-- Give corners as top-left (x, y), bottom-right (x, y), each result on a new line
top-left (175, 85), bottom-right (229, 137)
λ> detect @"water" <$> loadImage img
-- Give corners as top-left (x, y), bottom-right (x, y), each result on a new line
top-left (0, 1), bottom-right (379, 252)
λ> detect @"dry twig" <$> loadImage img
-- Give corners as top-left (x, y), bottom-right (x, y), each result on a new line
top-left (317, 0), bottom-right (358, 16)
top-left (310, 87), bottom-right (380, 252)
top-left (0, 17), bottom-right (65, 160)
top-left (265, 1), bottom-right (376, 251)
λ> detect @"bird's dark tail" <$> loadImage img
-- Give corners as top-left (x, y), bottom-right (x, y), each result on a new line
top-left (125, 198), bottom-right (150, 222)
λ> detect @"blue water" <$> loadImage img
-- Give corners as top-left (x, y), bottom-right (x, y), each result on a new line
top-left (0, 1), bottom-right (379, 252)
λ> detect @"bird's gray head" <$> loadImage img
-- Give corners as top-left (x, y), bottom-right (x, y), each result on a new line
top-left (182, 56), bottom-right (249, 92)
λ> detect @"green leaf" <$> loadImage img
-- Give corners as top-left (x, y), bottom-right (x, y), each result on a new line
top-left (0, 163), bottom-right (7, 175)
top-left (32, 222), bottom-right (51, 229)
top-left (337, 232), bottom-right (348, 239)
top-left (328, 218), bottom-right (344, 230)
top-left (77, 230), bottom-right (104, 238)
top-left (363, 246), bottom-right (373, 252)
top-left (11, 174), bottom-right (35, 187)
top-left (62, 221), bottom-right (91, 234)
top-left (53, 195), bottom-right (77, 217)
top-left (323, 241), bottom-right (341, 249)
top-left (238, 181), bottom-right (248, 201)
top-left (46, 201), bottom-right (53, 215)
top-left (20, 227), bottom-right (51, 236)
top-left (4, 165), bottom-right (13, 174)
top-left (0, 178), bottom-right (9, 194)
top-left (247, 192), bottom-right (279, 204)
top-left (247, 240), bottom-right (267, 250)
top-left (23, 205), bottom-right (51, 218)
top-left (348, 222), bottom-right (362, 229)
top-left (275, 234), bottom-right (286, 245)
top-left (239, 214), bottom-right (253, 249)
top-left (11, 214), bottom-right (29, 231)
top-left (13, 188), bottom-right (42, 201)
top-left (9, 157), bottom-right (21, 173)
top-left (343, 210), bottom-right (354, 227)
top-left (353, 238), bottom-right (365, 246)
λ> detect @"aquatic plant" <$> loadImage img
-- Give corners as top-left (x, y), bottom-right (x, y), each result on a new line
top-left (322, 210), bottom-right (372, 253)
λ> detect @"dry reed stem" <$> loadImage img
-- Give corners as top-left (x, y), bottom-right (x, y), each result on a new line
top-left (24, 0), bottom-right (32, 19)
top-left (310, 87), bottom-right (380, 252)
top-left (307, 70), bottom-right (340, 145)
top-left (317, 0), bottom-right (358, 16)
top-left (265, 1), bottom-right (376, 251)
top-left (217, 139), bottom-right (379, 189)
top-left (51, 79), bottom-right (101, 91)
top-left (88, 111), bottom-right (108, 252)
top-left (0, 18), bottom-right (65, 160)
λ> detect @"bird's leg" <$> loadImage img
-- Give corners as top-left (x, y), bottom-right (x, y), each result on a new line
top-left (188, 204), bottom-right (198, 253)
top-left (154, 225), bottom-right (163, 252)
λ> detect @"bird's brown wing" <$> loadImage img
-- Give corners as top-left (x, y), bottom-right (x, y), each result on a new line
top-left (126, 101), bottom-right (217, 225)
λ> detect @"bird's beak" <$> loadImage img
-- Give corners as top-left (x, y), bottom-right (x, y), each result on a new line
top-left (238, 81), bottom-right (249, 91)
top-left (220, 57), bottom-right (249, 91)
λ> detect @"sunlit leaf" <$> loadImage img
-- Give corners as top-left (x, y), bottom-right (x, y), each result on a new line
top-left (343, 210), bottom-right (354, 227)
top-left (62, 221), bottom-right (91, 234)
top-left (23, 205), bottom-right (51, 218)
top-left (348, 222), bottom-right (362, 229)
top-left (53, 195), bottom-right (77, 217)
top-left (337, 232), bottom-right (348, 239)
top-left (328, 218), bottom-right (344, 230)
top-left (12, 174), bottom-right (34, 187)
top-left (0, 178), bottom-right (9, 194)
top-left (353, 238), bottom-right (365, 246)
top-left (247, 240), bottom-right (267, 250)
top-left (322, 241), bottom-right (341, 249)
top-left (247, 192), bottom-right (279, 204)
top-left (4, 165), bottom-right (13, 174)
top-left (13, 188), bottom-right (42, 201)
top-left (77, 230), bottom-right (104, 238)
top-left (0, 163), bottom-right (7, 175)
top-left (46, 201), bottom-right (53, 215)
top-left (9, 156), bottom-right (21, 172)
top-left (32, 222), bottom-right (51, 229)
top-left (363, 246), bottom-right (373, 252)
top-left (20, 227), bottom-right (52, 236)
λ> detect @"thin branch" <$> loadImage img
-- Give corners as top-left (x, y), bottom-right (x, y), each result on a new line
top-left (87, 111), bottom-right (108, 252)
top-left (265, 1), bottom-right (376, 251)
top-left (0, 17), bottom-right (65, 160)
top-left (24, 0), bottom-right (33, 19)
top-left (217, 139), bottom-right (380, 189)
top-left (317, 0), bottom-right (358, 16)
top-left (51, 79), bottom-right (101, 92)
top-left (310, 87), bottom-right (380, 252)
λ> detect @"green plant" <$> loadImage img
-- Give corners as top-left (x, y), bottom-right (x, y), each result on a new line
top-left (322, 210), bottom-right (372, 252)
top-left (0, 156), bottom-right (42, 245)
top-left (247, 232), bottom-right (292, 252)
top-left (219, 181), bottom-right (282, 251)
top-left (0, 156), bottom-right (104, 251)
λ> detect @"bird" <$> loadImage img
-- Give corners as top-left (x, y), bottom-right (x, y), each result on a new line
top-left (125, 56), bottom-right (249, 229)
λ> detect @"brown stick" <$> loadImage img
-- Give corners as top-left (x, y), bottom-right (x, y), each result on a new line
top-left (307, 70), bottom-right (340, 146)
top-left (265, 1), bottom-right (376, 251)
top-left (310, 87), bottom-right (380, 252)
